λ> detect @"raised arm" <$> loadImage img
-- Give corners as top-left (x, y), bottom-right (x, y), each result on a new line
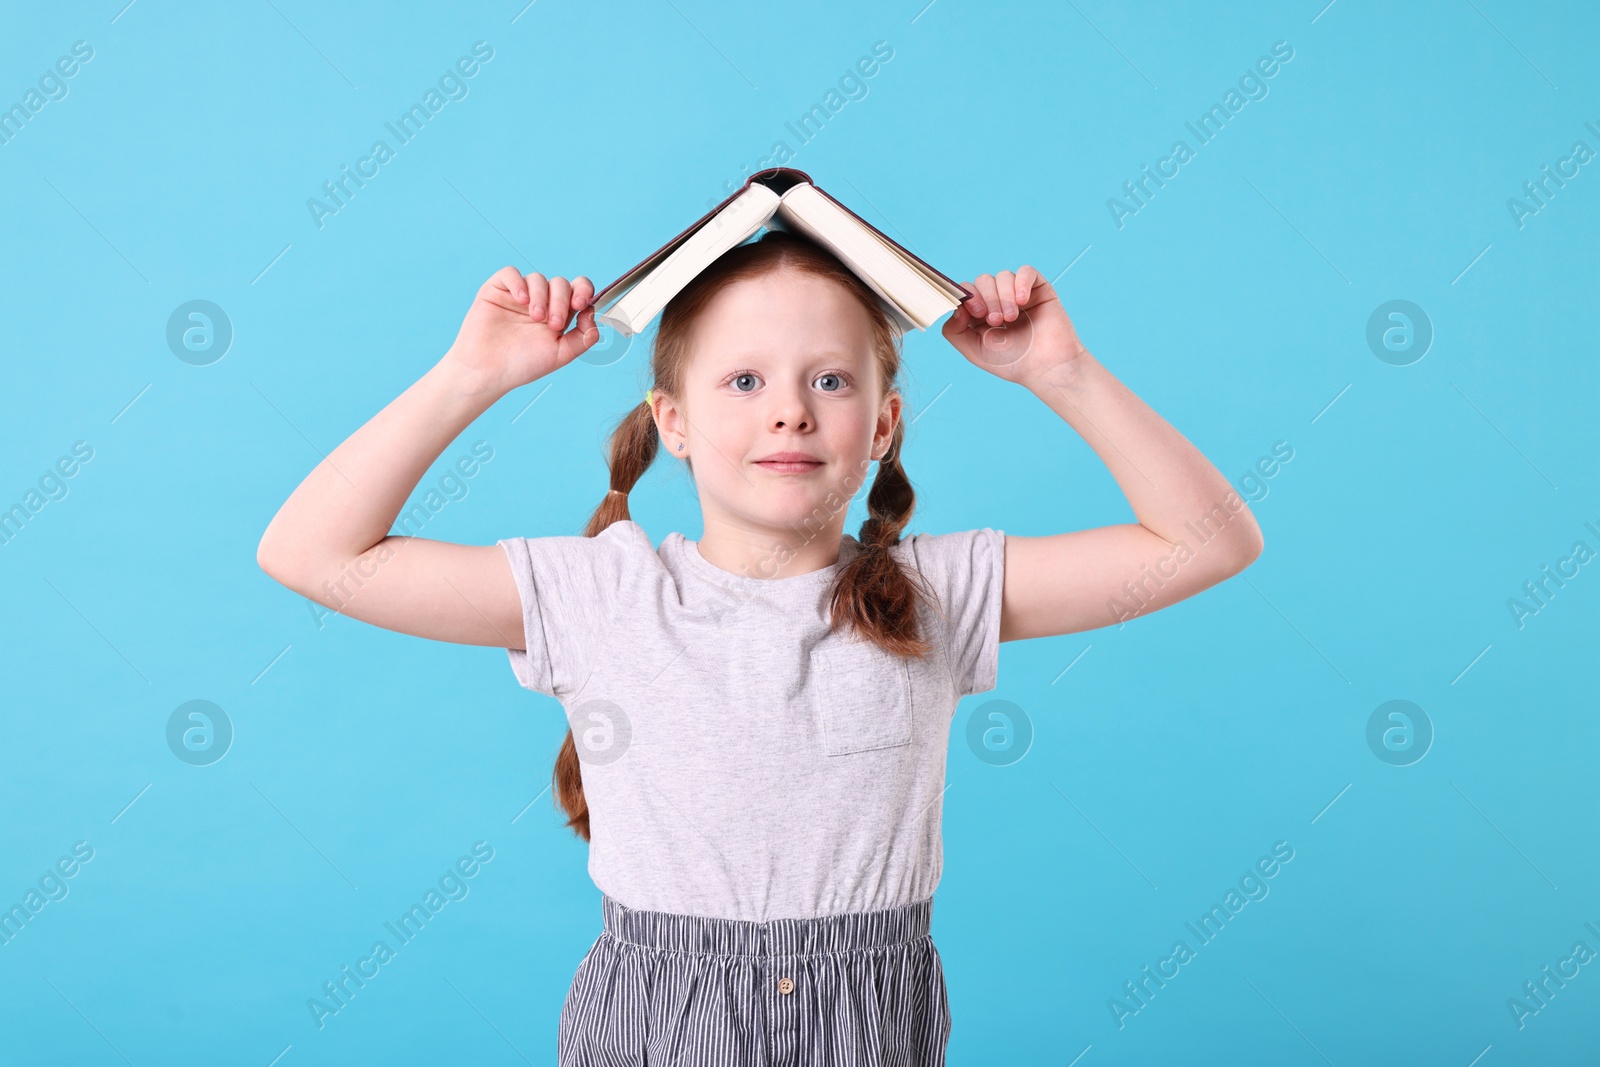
top-left (942, 268), bottom-right (1264, 642)
top-left (255, 267), bottom-right (600, 647)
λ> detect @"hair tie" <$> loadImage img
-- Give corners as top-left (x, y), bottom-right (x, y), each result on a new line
top-left (608, 488), bottom-right (627, 497)
top-left (644, 387), bottom-right (654, 407)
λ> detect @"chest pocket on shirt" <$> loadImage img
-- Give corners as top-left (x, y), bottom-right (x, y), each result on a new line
top-left (812, 642), bottom-right (913, 756)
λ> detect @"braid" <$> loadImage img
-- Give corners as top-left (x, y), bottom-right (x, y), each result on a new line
top-left (583, 398), bottom-right (659, 538)
top-left (829, 418), bottom-right (937, 659)
top-left (555, 395), bottom-right (661, 842)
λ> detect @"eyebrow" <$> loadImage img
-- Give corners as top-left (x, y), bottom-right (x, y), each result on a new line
top-left (712, 350), bottom-right (865, 365)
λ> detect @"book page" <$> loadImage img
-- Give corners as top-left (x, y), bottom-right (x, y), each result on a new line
top-left (774, 185), bottom-right (934, 331)
top-left (600, 184), bottom-right (781, 335)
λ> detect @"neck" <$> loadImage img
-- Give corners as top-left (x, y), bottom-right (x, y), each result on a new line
top-left (693, 515), bottom-right (848, 580)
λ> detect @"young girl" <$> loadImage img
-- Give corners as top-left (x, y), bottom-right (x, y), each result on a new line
top-left (257, 229), bottom-right (1263, 1065)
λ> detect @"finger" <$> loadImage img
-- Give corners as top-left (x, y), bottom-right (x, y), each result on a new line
top-left (940, 308), bottom-right (976, 357)
top-left (524, 272), bottom-right (549, 323)
top-left (558, 305), bottom-right (601, 362)
top-left (1016, 265), bottom-right (1038, 306)
top-left (974, 275), bottom-right (1003, 325)
top-left (996, 270), bottom-right (1018, 321)
top-left (945, 303), bottom-right (973, 334)
top-left (547, 277), bottom-right (573, 332)
top-left (489, 265), bottom-right (527, 305)
top-left (940, 308), bottom-right (966, 342)
top-left (960, 281), bottom-right (987, 322)
top-left (571, 275), bottom-right (596, 311)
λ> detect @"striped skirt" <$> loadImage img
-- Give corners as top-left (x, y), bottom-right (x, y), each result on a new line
top-left (557, 893), bottom-right (952, 1066)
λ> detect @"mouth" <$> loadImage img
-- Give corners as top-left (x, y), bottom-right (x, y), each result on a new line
top-left (754, 453), bottom-right (825, 473)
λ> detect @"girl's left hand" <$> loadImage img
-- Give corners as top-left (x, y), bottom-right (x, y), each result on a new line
top-left (941, 266), bottom-right (1086, 388)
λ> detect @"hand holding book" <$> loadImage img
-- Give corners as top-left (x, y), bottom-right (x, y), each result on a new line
top-left (942, 267), bottom-right (1085, 390)
top-left (437, 174), bottom-right (1084, 398)
top-left (443, 266), bottom-right (601, 396)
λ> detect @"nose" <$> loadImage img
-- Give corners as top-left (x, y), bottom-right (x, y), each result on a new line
top-left (770, 387), bottom-right (812, 432)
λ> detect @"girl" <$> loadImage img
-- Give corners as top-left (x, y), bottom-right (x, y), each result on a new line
top-left (257, 229), bottom-right (1263, 1065)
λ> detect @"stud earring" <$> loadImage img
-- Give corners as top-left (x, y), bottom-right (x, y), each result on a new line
top-left (677, 443), bottom-right (684, 451)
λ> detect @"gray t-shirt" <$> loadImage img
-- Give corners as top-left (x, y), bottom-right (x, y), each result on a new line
top-left (498, 519), bottom-right (1006, 923)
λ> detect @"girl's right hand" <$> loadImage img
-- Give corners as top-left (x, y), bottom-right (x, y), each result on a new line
top-left (442, 267), bottom-right (601, 394)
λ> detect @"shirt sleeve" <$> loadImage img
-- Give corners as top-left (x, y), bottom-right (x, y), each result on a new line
top-left (496, 520), bottom-right (645, 699)
top-left (907, 527), bottom-right (1007, 698)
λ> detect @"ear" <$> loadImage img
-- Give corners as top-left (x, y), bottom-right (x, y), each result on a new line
top-left (652, 391), bottom-right (688, 456)
top-left (873, 391), bottom-right (902, 460)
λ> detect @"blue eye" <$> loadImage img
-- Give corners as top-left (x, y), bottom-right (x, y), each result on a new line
top-left (725, 370), bottom-right (848, 393)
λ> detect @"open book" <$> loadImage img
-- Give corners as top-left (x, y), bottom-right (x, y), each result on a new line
top-left (592, 168), bottom-right (969, 337)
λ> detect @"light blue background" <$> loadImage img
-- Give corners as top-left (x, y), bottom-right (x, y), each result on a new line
top-left (2, 1), bottom-right (1596, 1063)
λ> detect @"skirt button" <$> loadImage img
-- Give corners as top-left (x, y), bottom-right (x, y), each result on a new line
top-left (777, 976), bottom-right (795, 994)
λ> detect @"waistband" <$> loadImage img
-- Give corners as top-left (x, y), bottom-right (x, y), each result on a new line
top-left (600, 893), bottom-right (933, 957)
